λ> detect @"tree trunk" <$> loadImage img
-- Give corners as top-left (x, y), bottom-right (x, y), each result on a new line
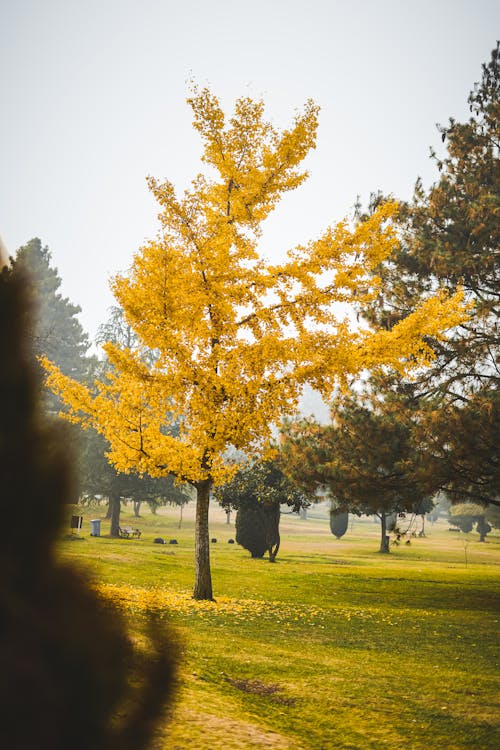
top-left (109, 488), bottom-right (121, 537)
top-left (226, 509), bottom-right (231, 524)
top-left (263, 504), bottom-right (280, 562)
top-left (268, 535), bottom-right (280, 562)
top-left (178, 503), bottom-right (183, 529)
top-left (379, 511), bottom-right (390, 553)
top-left (476, 517), bottom-right (491, 542)
top-left (193, 480), bottom-right (213, 600)
top-left (133, 500), bottom-right (141, 517)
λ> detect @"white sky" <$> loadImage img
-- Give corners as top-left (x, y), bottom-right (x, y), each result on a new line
top-left (1, 0), bottom-right (499, 343)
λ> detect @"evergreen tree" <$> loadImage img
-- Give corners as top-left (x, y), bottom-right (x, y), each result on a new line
top-left (356, 45), bottom-right (499, 507)
top-left (215, 460), bottom-right (309, 561)
top-left (280, 383), bottom-right (435, 553)
top-left (235, 502), bottom-right (280, 559)
top-left (485, 503), bottom-right (500, 530)
top-left (449, 503), bottom-right (492, 541)
top-left (12, 239), bottom-right (95, 504)
top-left (329, 508), bottom-right (349, 539)
top-left (0, 257), bottom-right (176, 750)
top-left (13, 238), bottom-right (92, 411)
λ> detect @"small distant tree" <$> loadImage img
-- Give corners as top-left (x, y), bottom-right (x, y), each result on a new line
top-left (449, 503), bottom-right (492, 541)
top-left (477, 516), bottom-right (493, 543)
top-left (215, 460), bottom-right (309, 561)
top-left (427, 492), bottom-right (450, 523)
top-left (329, 507), bottom-right (349, 539)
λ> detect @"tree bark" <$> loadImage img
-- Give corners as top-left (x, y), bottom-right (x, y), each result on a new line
top-left (477, 517), bottom-right (491, 542)
top-left (418, 515), bottom-right (426, 537)
top-left (268, 535), bottom-right (280, 562)
top-left (109, 488), bottom-right (121, 537)
top-left (379, 511), bottom-right (390, 553)
top-left (133, 500), bottom-right (141, 517)
top-left (193, 480), bottom-right (213, 600)
top-left (263, 504), bottom-right (280, 562)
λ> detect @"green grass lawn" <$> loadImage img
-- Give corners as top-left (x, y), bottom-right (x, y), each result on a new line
top-left (59, 503), bottom-right (500, 749)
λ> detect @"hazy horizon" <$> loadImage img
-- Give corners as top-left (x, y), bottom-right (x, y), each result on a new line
top-left (1, 0), bottom-right (498, 344)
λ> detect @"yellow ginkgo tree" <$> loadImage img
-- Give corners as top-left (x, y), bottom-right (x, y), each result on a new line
top-left (43, 88), bottom-right (464, 600)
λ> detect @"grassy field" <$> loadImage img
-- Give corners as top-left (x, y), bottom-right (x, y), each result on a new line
top-left (58, 502), bottom-right (500, 749)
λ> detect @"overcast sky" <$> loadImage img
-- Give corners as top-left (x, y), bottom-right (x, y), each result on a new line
top-left (1, 0), bottom-right (498, 344)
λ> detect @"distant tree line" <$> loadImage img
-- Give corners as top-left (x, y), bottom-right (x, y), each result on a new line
top-left (14, 239), bottom-right (190, 536)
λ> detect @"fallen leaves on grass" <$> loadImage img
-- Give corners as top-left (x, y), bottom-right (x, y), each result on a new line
top-left (94, 583), bottom-right (325, 625)
top-left (93, 582), bottom-right (427, 630)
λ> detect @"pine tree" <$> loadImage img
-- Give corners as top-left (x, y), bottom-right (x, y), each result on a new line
top-left (356, 45), bottom-right (500, 507)
top-left (0, 258), bottom-right (176, 750)
top-left (330, 509), bottom-right (349, 539)
top-left (280, 383), bottom-right (435, 553)
top-left (13, 238), bottom-right (92, 411)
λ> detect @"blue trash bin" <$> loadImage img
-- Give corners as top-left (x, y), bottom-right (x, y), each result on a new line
top-left (90, 519), bottom-right (101, 537)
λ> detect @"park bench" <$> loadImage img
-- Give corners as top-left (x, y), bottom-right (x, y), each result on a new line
top-left (118, 526), bottom-right (141, 539)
